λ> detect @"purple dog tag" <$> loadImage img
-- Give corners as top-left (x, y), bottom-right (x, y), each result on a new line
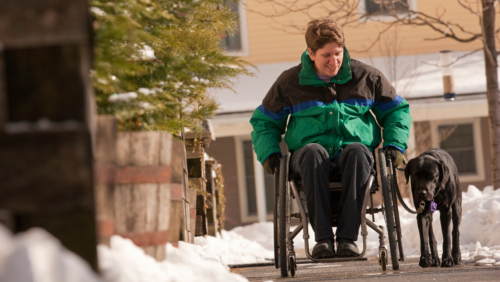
top-left (430, 201), bottom-right (437, 213)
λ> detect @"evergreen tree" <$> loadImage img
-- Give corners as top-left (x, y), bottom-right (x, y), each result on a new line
top-left (90, 0), bottom-right (251, 132)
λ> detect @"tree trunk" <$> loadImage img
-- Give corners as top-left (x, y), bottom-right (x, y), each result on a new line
top-left (482, 0), bottom-right (500, 189)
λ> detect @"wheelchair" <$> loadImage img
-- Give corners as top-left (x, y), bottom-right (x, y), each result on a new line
top-left (273, 148), bottom-right (404, 277)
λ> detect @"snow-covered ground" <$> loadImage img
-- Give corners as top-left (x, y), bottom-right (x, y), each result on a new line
top-left (1, 185), bottom-right (500, 282)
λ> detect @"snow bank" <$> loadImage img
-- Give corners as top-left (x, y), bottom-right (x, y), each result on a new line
top-left (0, 225), bottom-right (100, 282)
top-left (193, 230), bottom-right (273, 265)
top-left (99, 236), bottom-right (247, 282)
top-left (0, 227), bottom-right (248, 282)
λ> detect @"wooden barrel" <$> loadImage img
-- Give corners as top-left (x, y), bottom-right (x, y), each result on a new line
top-left (94, 116), bottom-right (183, 261)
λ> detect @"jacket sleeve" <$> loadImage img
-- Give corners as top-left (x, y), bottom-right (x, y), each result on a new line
top-left (371, 73), bottom-right (412, 153)
top-left (250, 74), bottom-right (290, 165)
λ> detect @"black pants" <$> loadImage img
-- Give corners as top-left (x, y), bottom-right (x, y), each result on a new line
top-left (290, 143), bottom-right (374, 242)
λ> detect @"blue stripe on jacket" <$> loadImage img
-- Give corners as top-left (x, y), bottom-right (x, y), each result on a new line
top-left (258, 100), bottom-right (330, 120)
top-left (289, 100), bottom-right (329, 114)
top-left (339, 99), bottom-right (375, 107)
top-left (375, 95), bottom-right (404, 112)
top-left (257, 105), bottom-right (288, 121)
top-left (257, 95), bottom-right (404, 120)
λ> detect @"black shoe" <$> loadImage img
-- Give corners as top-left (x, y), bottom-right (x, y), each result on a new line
top-left (312, 238), bottom-right (335, 258)
top-left (336, 237), bottom-right (360, 257)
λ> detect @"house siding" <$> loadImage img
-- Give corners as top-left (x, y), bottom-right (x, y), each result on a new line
top-left (243, 0), bottom-right (494, 65)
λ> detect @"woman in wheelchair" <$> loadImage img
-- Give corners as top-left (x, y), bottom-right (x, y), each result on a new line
top-left (250, 18), bottom-right (411, 259)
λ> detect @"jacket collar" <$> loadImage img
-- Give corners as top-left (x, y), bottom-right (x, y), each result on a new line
top-left (299, 46), bottom-right (352, 87)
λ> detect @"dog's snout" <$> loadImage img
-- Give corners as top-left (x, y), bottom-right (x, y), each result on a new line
top-left (418, 190), bottom-right (427, 197)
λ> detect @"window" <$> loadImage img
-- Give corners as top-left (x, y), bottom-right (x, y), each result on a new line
top-left (439, 124), bottom-right (476, 175)
top-left (364, 0), bottom-right (409, 16)
top-left (220, 0), bottom-right (249, 56)
top-left (431, 118), bottom-right (485, 182)
top-left (359, 0), bottom-right (417, 22)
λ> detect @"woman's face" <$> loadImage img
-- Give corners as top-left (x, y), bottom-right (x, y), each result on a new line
top-left (308, 42), bottom-right (343, 77)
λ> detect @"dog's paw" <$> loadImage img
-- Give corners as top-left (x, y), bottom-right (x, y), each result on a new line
top-left (419, 255), bottom-right (433, 268)
top-left (452, 253), bottom-right (461, 265)
top-left (441, 256), bottom-right (454, 267)
top-left (431, 256), bottom-right (441, 267)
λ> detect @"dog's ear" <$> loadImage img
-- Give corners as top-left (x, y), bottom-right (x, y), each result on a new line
top-left (437, 160), bottom-right (450, 190)
top-left (404, 159), bottom-right (412, 184)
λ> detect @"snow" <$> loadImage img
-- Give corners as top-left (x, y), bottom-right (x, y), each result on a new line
top-left (108, 92), bottom-right (138, 102)
top-left (0, 226), bottom-right (100, 282)
top-left (4, 119), bottom-right (83, 134)
top-left (0, 228), bottom-right (248, 282)
top-left (98, 236), bottom-right (247, 282)
top-left (90, 7), bottom-right (106, 17)
top-left (193, 230), bottom-right (273, 265)
top-left (2, 185), bottom-right (500, 282)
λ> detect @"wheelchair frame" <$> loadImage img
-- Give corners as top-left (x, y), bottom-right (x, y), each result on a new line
top-left (273, 148), bottom-right (404, 277)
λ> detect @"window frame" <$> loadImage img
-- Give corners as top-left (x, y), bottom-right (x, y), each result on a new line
top-left (430, 118), bottom-right (485, 183)
top-left (358, 0), bottom-right (418, 23)
top-left (224, 0), bottom-right (250, 57)
top-left (234, 135), bottom-right (273, 223)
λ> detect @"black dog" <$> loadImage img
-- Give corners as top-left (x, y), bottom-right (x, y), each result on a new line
top-left (405, 148), bottom-right (462, 268)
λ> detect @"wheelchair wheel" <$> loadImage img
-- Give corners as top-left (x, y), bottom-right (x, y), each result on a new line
top-left (273, 170), bottom-right (279, 269)
top-left (278, 155), bottom-right (290, 277)
top-left (378, 149), bottom-right (400, 271)
top-left (390, 167), bottom-right (405, 262)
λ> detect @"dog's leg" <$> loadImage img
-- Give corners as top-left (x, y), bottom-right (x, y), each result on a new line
top-left (452, 198), bottom-right (462, 265)
top-left (417, 213), bottom-right (433, 268)
top-left (428, 213), bottom-right (440, 267)
top-left (440, 207), bottom-right (454, 267)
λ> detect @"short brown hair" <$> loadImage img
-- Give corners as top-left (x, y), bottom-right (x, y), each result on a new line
top-left (305, 18), bottom-right (345, 53)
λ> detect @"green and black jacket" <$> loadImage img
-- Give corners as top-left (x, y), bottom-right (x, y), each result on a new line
top-left (250, 48), bottom-right (412, 164)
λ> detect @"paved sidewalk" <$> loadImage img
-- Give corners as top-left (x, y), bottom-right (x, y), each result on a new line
top-left (231, 257), bottom-right (500, 281)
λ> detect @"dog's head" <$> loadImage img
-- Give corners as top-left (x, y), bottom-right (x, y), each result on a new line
top-left (405, 155), bottom-right (450, 201)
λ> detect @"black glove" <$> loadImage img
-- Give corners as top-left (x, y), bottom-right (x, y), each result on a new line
top-left (385, 147), bottom-right (404, 168)
top-left (263, 153), bottom-right (281, 174)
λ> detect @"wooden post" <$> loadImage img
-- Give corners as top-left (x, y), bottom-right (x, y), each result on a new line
top-left (0, 0), bottom-right (97, 270)
top-left (184, 120), bottom-right (215, 240)
top-left (185, 139), bottom-right (206, 239)
top-left (205, 159), bottom-right (219, 237)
